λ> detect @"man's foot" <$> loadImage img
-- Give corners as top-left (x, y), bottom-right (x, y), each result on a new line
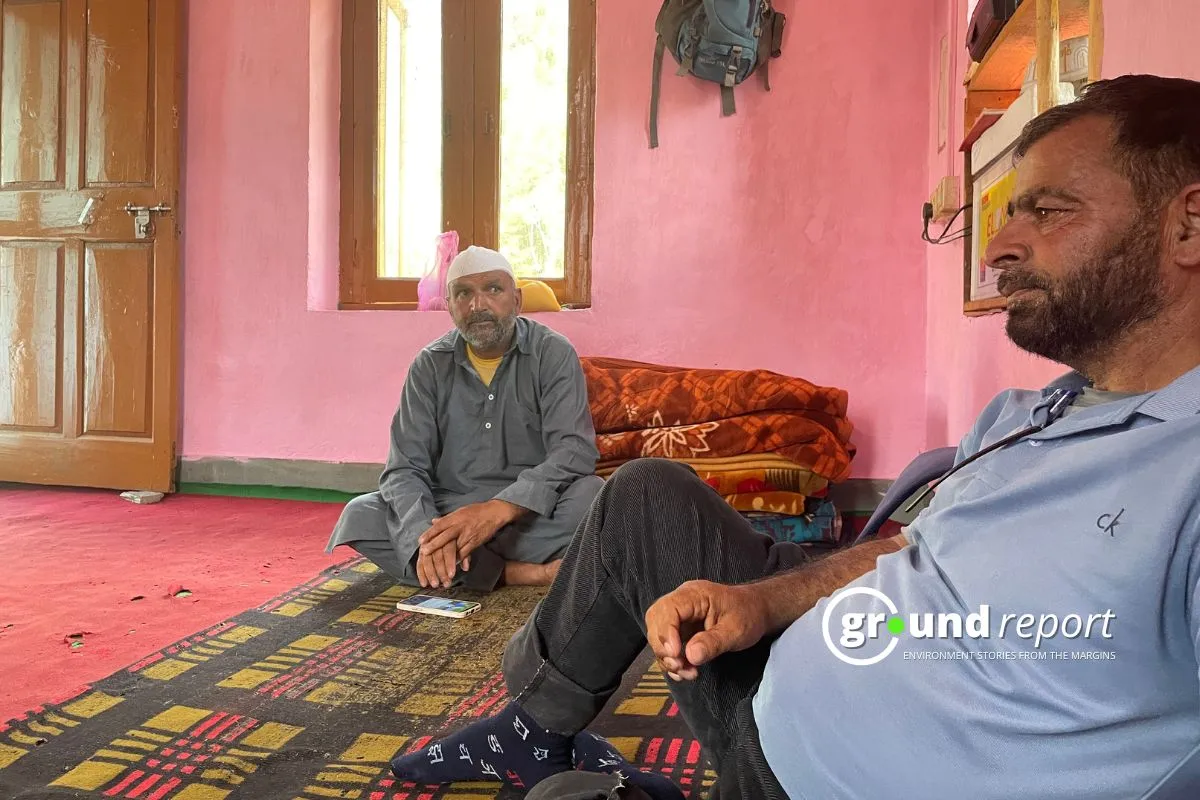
top-left (390, 702), bottom-right (572, 789)
top-left (502, 559), bottom-right (562, 587)
top-left (572, 732), bottom-right (685, 800)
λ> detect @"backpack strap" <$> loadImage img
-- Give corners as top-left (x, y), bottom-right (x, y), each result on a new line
top-left (758, 11), bottom-right (773, 91)
top-left (770, 10), bottom-right (786, 57)
top-left (760, 26), bottom-right (772, 93)
top-left (649, 35), bottom-right (666, 148)
top-left (721, 46), bottom-right (741, 117)
top-left (721, 85), bottom-right (736, 116)
top-left (758, 9), bottom-right (785, 92)
top-left (769, 10), bottom-right (785, 91)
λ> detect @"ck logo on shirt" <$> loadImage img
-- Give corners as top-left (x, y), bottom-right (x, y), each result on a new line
top-left (1096, 508), bottom-right (1125, 537)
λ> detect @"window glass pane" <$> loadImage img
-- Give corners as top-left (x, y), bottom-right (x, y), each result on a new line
top-left (499, 0), bottom-right (568, 280)
top-left (378, 0), bottom-right (442, 279)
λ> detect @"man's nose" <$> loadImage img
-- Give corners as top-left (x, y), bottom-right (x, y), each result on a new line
top-left (468, 293), bottom-right (485, 312)
top-left (983, 220), bottom-right (1031, 272)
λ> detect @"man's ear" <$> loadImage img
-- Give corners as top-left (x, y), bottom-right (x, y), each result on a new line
top-left (1173, 183), bottom-right (1200, 269)
top-left (515, 284), bottom-right (524, 314)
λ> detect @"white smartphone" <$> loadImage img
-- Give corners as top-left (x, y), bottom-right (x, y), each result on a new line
top-left (395, 594), bottom-right (482, 619)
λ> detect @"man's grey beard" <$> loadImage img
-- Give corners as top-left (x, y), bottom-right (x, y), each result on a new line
top-left (997, 215), bottom-right (1165, 368)
top-left (458, 312), bottom-right (517, 352)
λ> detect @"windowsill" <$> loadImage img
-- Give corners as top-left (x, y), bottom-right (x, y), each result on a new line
top-left (336, 302), bottom-right (593, 312)
top-left (337, 301), bottom-right (419, 311)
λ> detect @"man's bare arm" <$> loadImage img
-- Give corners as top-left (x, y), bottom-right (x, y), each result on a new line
top-left (755, 535), bottom-right (906, 634)
top-left (646, 535), bottom-right (907, 679)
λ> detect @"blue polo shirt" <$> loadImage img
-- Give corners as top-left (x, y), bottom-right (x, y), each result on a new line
top-left (754, 365), bottom-right (1200, 799)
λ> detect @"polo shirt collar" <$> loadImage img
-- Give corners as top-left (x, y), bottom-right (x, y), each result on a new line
top-left (1029, 363), bottom-right (1200, 439)
top-left (1134, 362), bottom-right (1200, 421)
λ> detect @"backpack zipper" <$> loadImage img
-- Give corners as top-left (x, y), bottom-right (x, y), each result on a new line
top-left (752, 0), bottom-right (769, 41)
top-left (750, 0), bottom-right (767, 29)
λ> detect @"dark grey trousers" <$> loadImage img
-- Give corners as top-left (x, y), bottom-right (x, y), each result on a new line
top-left (337, 475), bottom-right (604, 591)
top-left (501, 459), bottom-right (808, 799)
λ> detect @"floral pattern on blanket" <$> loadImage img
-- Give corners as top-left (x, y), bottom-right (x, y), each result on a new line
top-left (638, 413), bottom-right (721, 459)
top-left (584, 358), bottom-right (855, 483)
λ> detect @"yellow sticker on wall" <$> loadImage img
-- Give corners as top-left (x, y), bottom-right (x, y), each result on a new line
top-left (976, 167), bottom-right (1018, 290)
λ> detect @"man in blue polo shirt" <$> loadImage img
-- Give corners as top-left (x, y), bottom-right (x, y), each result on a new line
top-left (389, 74), bottom-right (1200, 799)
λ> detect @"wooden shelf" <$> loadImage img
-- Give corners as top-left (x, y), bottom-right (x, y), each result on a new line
top-left (966, 0), bottom-right (1091, 93)
top-left (964, 298), bottom-right (1008, 317)
top-left (957, 0), bottom-right (1103, 316)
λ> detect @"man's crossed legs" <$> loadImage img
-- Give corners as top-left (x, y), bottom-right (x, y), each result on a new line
top-left (335, 475), bottom-right (604, 591)
top-left (390, 459), bottom-right (805, 798)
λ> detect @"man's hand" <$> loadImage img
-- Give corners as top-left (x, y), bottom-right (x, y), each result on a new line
top-left (644, 537), bottom-right (908, 679)
top-left (418, 500), bottom-right (526, 572)
top-left (415, 541), bottom-right (459, 589)
top-left (645, 580), bottom-right (770, 682)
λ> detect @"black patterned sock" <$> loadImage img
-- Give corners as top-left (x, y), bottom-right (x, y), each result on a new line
top-left (390, 702), bottom-right (572, 789)
top-left (572, 732), bottom-right (686, 800)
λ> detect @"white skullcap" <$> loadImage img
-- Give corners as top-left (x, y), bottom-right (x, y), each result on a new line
top-left (445, 246), bottom-right (515, 290)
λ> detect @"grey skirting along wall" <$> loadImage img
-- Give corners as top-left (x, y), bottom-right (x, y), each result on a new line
top-left (180, 457), bottom-right (896, 515)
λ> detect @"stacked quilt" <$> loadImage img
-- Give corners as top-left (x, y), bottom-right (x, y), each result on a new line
top-left (581, 357), bottom-right (855, 544)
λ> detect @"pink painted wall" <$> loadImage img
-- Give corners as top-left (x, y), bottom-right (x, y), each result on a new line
top-left (1101, 0), bottom-right (1200, 79)
top-left (181, 0), bottom-right (934, 478)
top-left (922, 0), bottom-right (1200, 451)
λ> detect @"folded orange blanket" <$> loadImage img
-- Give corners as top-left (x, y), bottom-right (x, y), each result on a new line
top-left (594, 411), bottom-right (852, 483)
top-left (583, 358), bottom-right (855, 483)
top-left (596, 454), bottom-right (829, 496)
top-left (701, 467), bottom-right (826, 497)
top-left (583, 357), bottom-right (853, 436)
top-left (722, 491), bottom-right (809, 515)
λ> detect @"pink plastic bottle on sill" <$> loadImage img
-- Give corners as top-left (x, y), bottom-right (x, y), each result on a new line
top-left (416, 230), bottom-right (459, 311)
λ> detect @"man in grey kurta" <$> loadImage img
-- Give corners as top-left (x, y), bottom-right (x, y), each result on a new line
top-left (327, 247), bottom-right (602, 591)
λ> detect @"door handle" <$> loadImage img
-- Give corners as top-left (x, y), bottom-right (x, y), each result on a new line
top-left (124, 203), bottom-right (172, 239)
top-left (77, 197), bottom-right (98, 226)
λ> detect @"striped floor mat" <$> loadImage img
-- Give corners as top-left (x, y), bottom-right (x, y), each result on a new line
top-left (0, 558), bottom-right (713, 799)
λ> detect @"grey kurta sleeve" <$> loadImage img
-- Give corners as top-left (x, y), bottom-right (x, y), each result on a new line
top-left (379, 354), bottom-right (442, 567)
top-left (493, 340), bottom-right (599, 517)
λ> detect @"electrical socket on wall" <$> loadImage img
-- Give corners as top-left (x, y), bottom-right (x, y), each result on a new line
top-left (928, 176), bottom-right (961, 223)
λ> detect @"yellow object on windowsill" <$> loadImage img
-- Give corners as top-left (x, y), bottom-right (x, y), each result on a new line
top-left (518, 279), bottom-right (561, 312)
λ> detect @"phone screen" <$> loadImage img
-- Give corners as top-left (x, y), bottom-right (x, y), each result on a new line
top-left (403, 595), bottom-right (478, 614)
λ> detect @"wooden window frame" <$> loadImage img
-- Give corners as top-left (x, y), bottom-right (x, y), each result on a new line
top-left (339, 0), bottom-right (596, 310)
